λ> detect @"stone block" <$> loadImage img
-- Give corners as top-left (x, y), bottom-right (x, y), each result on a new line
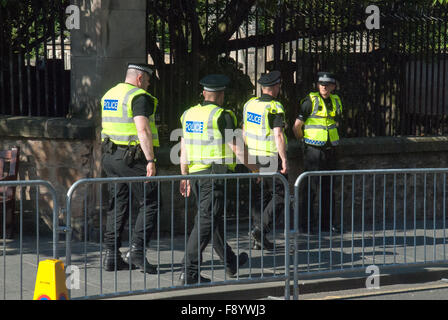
top-left (98, 10), bottom-right (146, 59)
top-left (102, 0), bottom-right (146, 11)
top-left (95, 58), bottom-right (131, 94)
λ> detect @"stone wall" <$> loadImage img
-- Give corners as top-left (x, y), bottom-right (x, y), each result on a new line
top-left (289, 136), bottom-right (448, 231)
top-left (1, 126), bottom-right (448, 239)
top-left (0, 116), bottom-right (95, 235)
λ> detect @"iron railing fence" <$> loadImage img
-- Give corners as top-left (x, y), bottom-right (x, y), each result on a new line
top-left (293, 168), bottom-right (448, 299)
top-left (146, 0), bottom-right (448, 140)
top-left (0, 0), bottom-right (70, 117)
top-left (0, 0), bottom-right (446, 135)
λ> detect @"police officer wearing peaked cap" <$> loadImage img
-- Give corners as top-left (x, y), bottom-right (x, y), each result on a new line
top-left (199, 73), bottom-right (230, 91)
top-left (243, 70), bottom-right (288, 251)
top-left (293, 71), bottom-right (342, 234)
top-left (101, 62), bottom-right (160, 274)
top-left (178, 74), bottom-right (259, 285)
top-left (258, 70), bottom-right (282, 86)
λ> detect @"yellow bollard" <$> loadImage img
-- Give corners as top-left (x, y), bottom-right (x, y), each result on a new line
top-left (33, 259), bottom-right (69, 300)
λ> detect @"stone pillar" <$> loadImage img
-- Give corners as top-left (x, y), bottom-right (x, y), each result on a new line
top-left (68, 0), bottom-right (147, 238)
top-left (69, 0), bottom-right (147, 178)
top-left (70, 0), bottom-right (147, 122)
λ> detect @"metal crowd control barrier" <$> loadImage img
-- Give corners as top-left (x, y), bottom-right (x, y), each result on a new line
top-left (293, 168), bottom-right (448, 299)
top-left (65, 172), bottom-right (291, 300)
top-left (0, 180), bottom-right (60, 300)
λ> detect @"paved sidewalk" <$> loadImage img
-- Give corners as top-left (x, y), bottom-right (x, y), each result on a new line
top-left (1, 224), bottom-right (448, 300)
top-left (0, 228), bottom-right (290, 300)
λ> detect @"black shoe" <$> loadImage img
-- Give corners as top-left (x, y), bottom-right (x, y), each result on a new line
top-left (300, 225), bottom-right (319, 235)
top-left (103, 249), bottom-right (134, 272)
top-left (178, 272), bottom-right (211, 285)
top-left (125, 245), bottom-right (158, 274)
top-left (250, 227), bottom-right (274, 251)
top-left (318, 225), bottom-right (340, 234)
top-left (226, 252), bottom-right (249, 278)
top-left (331, 225), bottom-right (340, 234)
top-left (299, 225), bottom-right (312, 235)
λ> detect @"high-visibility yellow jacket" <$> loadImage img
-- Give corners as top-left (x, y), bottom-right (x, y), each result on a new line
top-left (101, 83), bottom-right (159, 147)
top-left (303, 92), bottom-right (342, 147)
top-left (181, 103), bottom-right (237, 173)
top-left (243, 97), bottom-right (287, 157)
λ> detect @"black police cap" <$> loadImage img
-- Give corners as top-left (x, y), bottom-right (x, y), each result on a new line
top-left (257, 70), bottom-right (281, 87)
top-left (127, 63), bottom-right (154, 76)
top-left (317, 71), bottom-right (336, 84)
top-left (199, 74), bottom-right (230, 92)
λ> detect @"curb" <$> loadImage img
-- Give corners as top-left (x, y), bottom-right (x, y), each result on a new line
top-left (104, 264), bottom-right (448, 300)
top-left (296, 264), bottom-right (448, 295)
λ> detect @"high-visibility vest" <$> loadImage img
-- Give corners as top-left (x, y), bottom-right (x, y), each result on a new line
top-left (181, 103), bottom-right (236, 174)
top-left (101, 83), bottom-right (159, 147)
top-left (243, 97), bottom-right (287, 157)
top-left (303, 92), bottom-right (342, 147)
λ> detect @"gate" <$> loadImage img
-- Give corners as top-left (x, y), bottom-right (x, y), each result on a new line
top-left (0, 180), bottom-right (59, 300)
top-left (293, 168), bottom-right (448, 299)
top-left (65, 172), bottom-right (292, 300)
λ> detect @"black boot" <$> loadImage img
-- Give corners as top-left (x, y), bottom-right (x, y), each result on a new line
top-left (178, 272), bottom-right (211, 285)
top-left (250, 227), bottom-right (274, 251)
top-left (103, 249), bottom-right (134, 272)
top-left (226, 252), bottom-right (249, 278)
top-left (124, 244), bottom-right (157, 274)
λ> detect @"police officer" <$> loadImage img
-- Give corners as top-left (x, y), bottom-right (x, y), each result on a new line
top-left (101, 63), bottom-right (159, 273)
top-left (293, 71), bottom-right (342, 233)
top-left (178, 74), bottom-right (259, 285)
top-left (242, 70), bottom-right (288, 250)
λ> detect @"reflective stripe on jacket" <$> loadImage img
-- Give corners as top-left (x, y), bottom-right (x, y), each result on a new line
top-left (243, 97), bottom-right (287, 157)
top-left (101, 83), bottom-right (159, 147)
top-left (181, 103), bottom-right (237, 173)
top-left (303, 92), bottom-right (342, 146)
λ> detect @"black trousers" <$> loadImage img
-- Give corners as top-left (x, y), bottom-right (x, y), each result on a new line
top-left (184, 166), bottom-right (237, 278)
top-left (299, 144), bottom-right (336, 231)
top-left (251, 156), bottom-right (287, 234)
top-left (102, 148), bottom-right (158, 251)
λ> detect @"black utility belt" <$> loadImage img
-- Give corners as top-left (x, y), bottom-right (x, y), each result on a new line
top-left (102, 138), bottom-right (146, 165)
top-left (305, 143), bottom-right (335, 150)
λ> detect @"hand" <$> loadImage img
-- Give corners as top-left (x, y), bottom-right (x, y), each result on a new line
top-left (252, 169), bottom-right (262, 184)
top-left (280, 159), bottom-right (288, 175)
top-left (146, 162), bottom-right (156, 178)
top-left (180, 179), bottom-right (191, 197)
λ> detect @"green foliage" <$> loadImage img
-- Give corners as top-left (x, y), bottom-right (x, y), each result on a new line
top-left (218, 56), bottom-right (255, 124)
top-left (0, 0), bottom-right (69, 57)
top-left (146, 0), bottom-right (448, 134)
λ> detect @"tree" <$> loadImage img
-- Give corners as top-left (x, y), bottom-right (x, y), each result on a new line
top-left (146, 0), bottom-right (447, 136)
top-left (0, 0), bottom-right (69, 56)
top-left (147, 0), bottom-right (260, 132)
